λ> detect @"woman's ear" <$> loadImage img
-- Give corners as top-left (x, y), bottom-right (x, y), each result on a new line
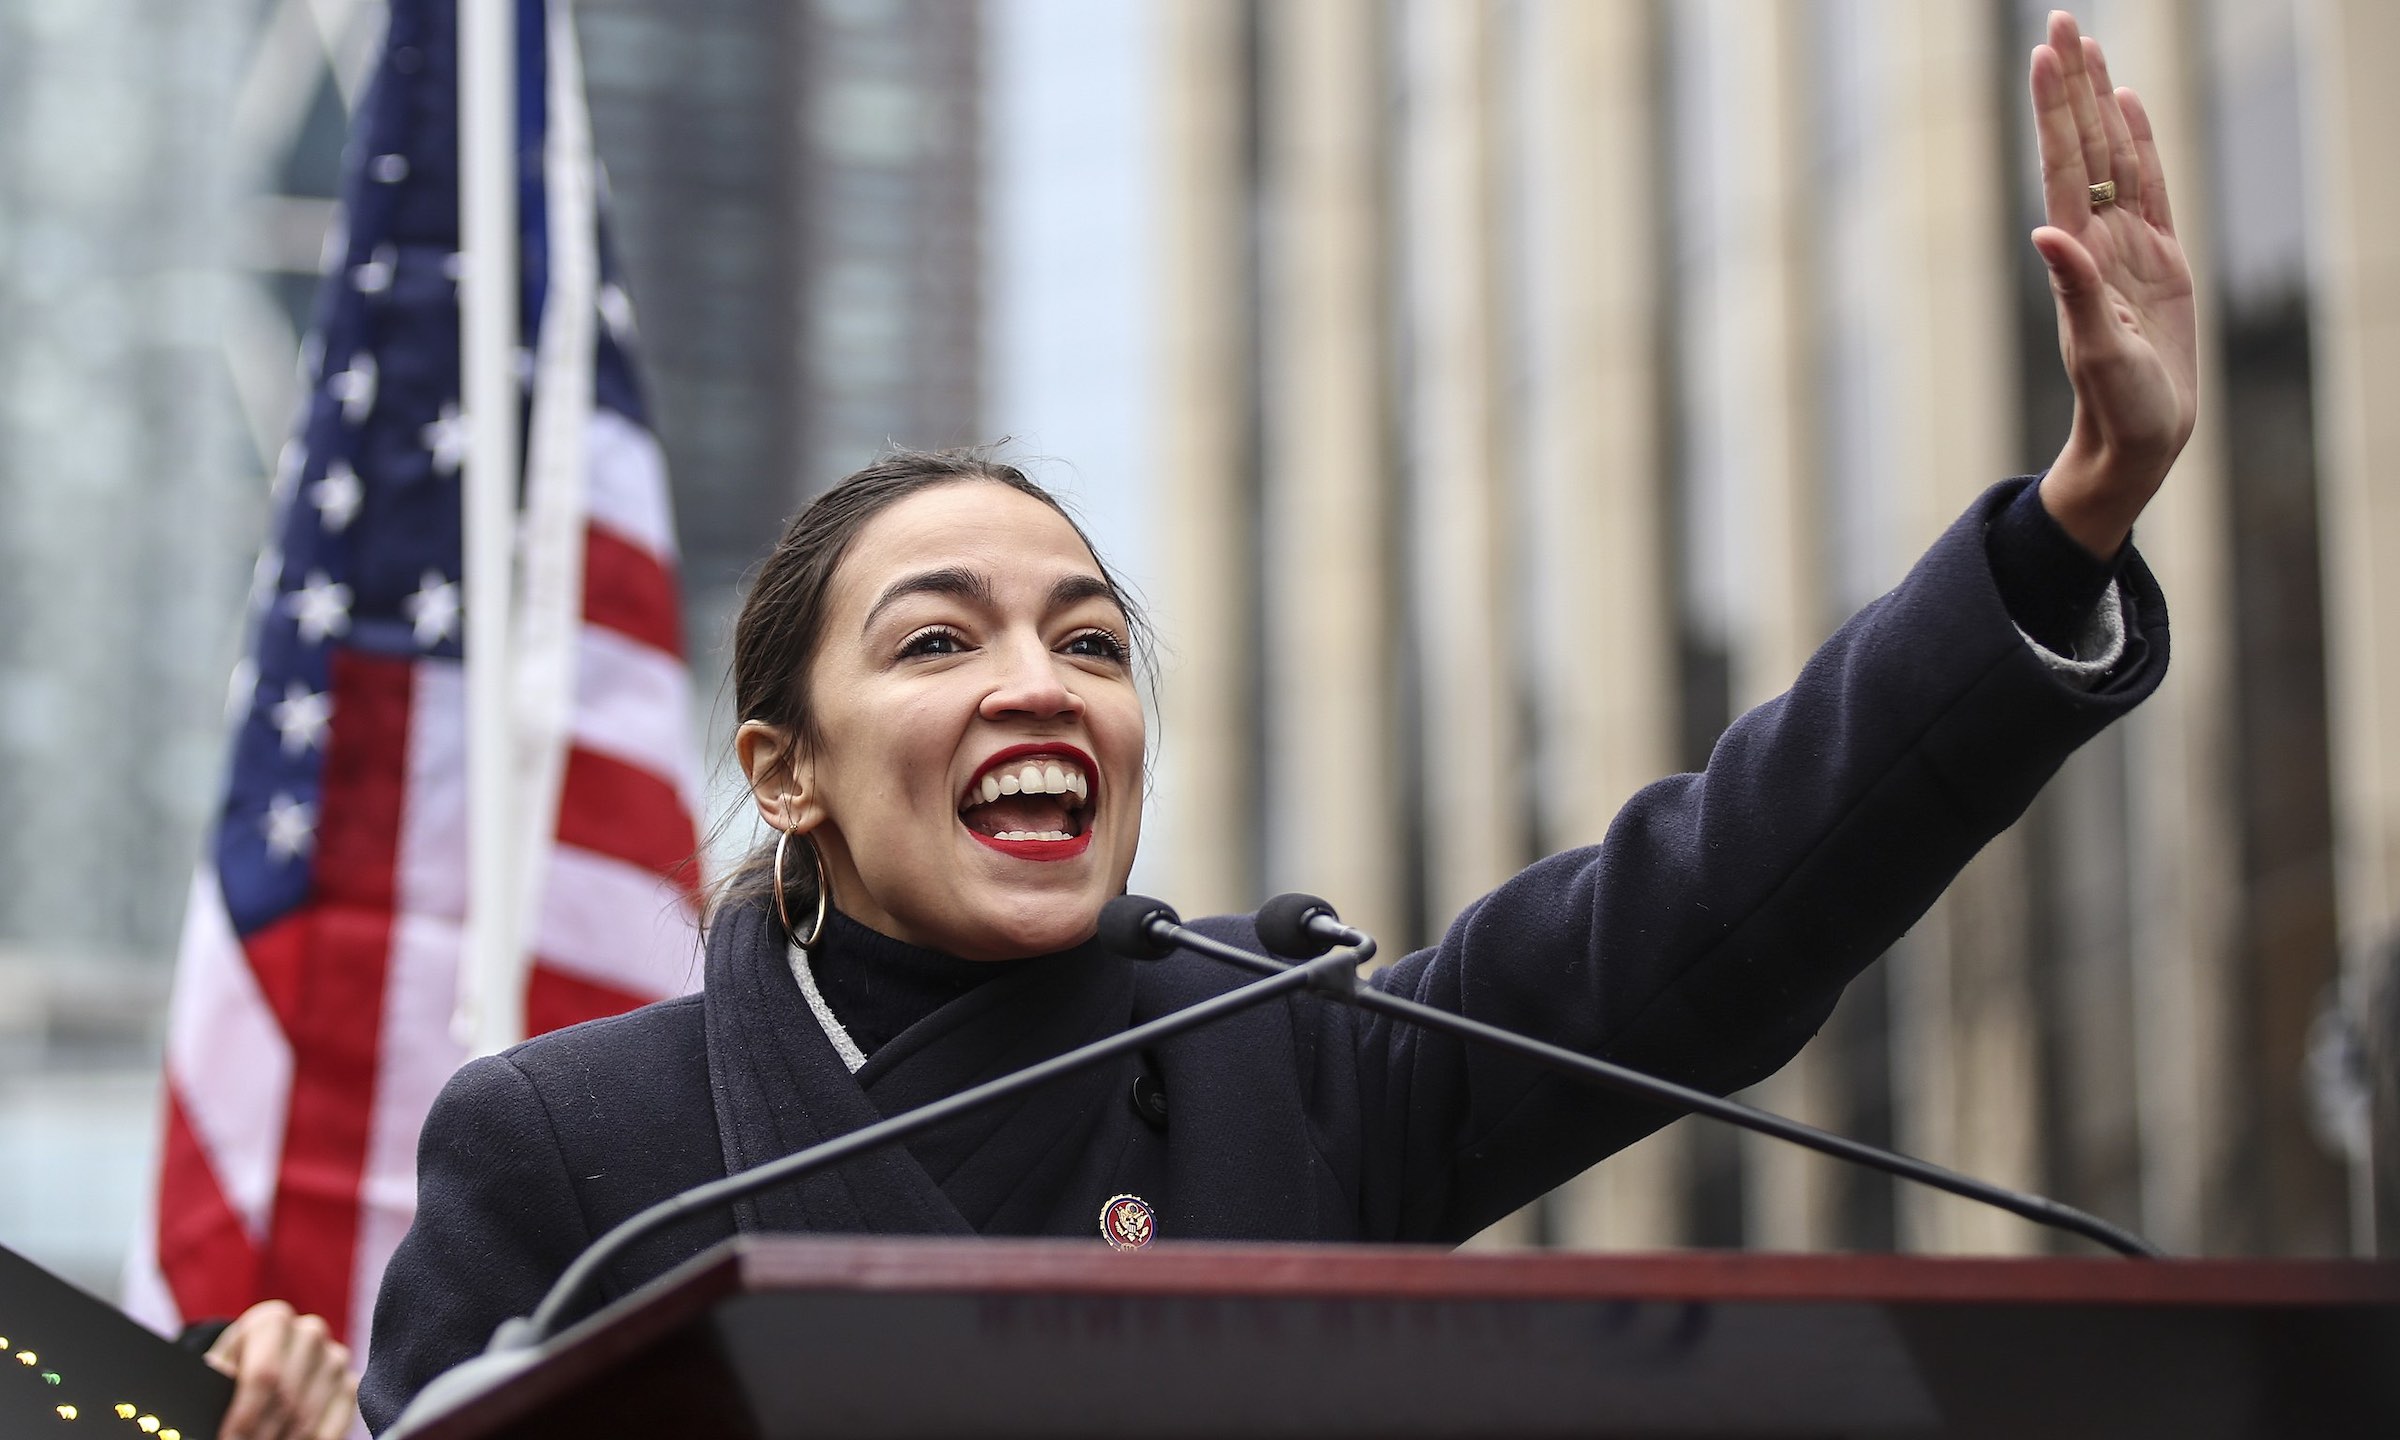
top-left (735, 720), bottom-right (823, 833)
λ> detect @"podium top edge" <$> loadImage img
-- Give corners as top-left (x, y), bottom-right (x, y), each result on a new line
top-left (720, 1236), bottom-right (2400, 1308)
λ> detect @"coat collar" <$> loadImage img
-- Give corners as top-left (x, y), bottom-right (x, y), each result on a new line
top-left (701, 899), bottom-right (1142, 1237)
top-left (701, 899), bottom-right (972, 1237)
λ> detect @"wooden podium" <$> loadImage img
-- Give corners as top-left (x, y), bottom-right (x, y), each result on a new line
top-left (399, 1237), bottom-right (2400, 1439)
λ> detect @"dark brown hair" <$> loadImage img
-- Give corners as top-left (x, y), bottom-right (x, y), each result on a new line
top-left (717, 445), bottom-right (1149, 931)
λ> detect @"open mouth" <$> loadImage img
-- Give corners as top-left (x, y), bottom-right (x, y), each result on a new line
top-left (958, 744), bottom-right (1095, 860)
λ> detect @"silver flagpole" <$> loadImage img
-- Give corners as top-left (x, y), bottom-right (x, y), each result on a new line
top-left (458, 0), bottom-right (526, 1054)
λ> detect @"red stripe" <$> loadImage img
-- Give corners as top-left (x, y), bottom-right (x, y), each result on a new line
top-left (257, 650), bottom-right (412, 1341)
top-left (583, 524), bottom-right (683, 657)
top-left (155, 1083), bottom-right (264, 1326)
top-left (557, 746), bottom-right (700, 896)
top-left (242, 912), bottom-right (309, 1039)
top-left (526, 963), bottom-right (656, 1037)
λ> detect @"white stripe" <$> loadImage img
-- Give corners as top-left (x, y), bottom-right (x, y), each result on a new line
top-left (353, 909), bottom-right (466, 1360)
top-left (164, 870), bottom-right (294, 1243)
top-left (399, 660), bottom-right (469, 922)
top-left (585, 410), bottom-right (677, 561)
top-left (572, 624), bottom-right (700, 800)
top-left (533, 844), bottom-right (702, 999)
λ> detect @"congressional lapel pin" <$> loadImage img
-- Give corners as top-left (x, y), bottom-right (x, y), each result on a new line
top-left (1099, 1193), bottom-right (1155, 1250)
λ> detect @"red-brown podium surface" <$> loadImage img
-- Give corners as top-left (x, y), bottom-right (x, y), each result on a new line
top-left (396, 1237), bottom-right (2400, 1440)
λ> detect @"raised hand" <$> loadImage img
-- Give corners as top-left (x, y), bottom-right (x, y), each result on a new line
top-left (2028, 10), bottom-right (2200, 558)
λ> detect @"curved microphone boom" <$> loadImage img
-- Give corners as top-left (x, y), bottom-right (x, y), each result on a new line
top-left (1119, 893), bottom-right (2165, 1261)
top-left (386, 907), bottom-right (1368, 1439)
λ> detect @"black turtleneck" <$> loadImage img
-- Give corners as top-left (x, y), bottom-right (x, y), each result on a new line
top-left (801, 909), bottom-right (1009, 1058)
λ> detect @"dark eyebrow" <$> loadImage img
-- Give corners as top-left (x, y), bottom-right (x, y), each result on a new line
top-left (862, 566), bottom-right (996, 634)
top-left (1049, 573), bottom-right (1122, 616)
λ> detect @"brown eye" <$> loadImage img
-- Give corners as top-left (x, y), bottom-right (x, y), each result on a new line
top-left (900, 626), bottom-right (968, 658)
top-left (1062, 628), bottom-right (1129, 664)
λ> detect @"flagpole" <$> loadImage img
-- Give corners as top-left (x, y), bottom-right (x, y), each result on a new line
top-left (459, 0), bottom-right (527, 1054)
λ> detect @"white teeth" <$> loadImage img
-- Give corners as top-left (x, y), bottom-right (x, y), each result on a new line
top-left (963, 756), bottom-right (1093, 808)
top-left (992, 830), bottom-right (1073, 842)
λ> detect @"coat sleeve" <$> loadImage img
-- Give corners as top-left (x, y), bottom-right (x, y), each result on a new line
top-left (358, 1054), bottom-right (593, 1434)
top-left (1349, 479), bottom-right (2168, 1243)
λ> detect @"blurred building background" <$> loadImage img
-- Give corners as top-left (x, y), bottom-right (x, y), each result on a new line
top-left (0, 0), bottom-right (2393, 1296)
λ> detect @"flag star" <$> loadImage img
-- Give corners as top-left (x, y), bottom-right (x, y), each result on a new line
top-left (598, 283), bottom-right (637, 341)
top-left (371, 153), bottom-right (410, 183)
top-left (296, 332), bottom-right (324, 385)
top-left (285, 569), bottom-right (353, 644)
top-left (353, 242), bottom-right (396, 294)
top-left (262, 792), bottom-right (317, 862)
top-left (311, 461), bottom-right (363, 532)
top-left (329, 350), bottom-right (378, 424)
top-left (422, 403), bottom-right (469, 474)
top-left (248, 544), bottom-right (284, 612)
top-left (441, 250), bottom-right (466, 282)
top-left (403, 571), bottom-right (461, 647)
top-left (269, 682), bottom-right (334, 756)
top-left (514, 346), bottom-right (536, 388)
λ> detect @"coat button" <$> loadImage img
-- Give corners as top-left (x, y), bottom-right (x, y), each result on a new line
top-left (1131, 1073), bottom-right (1169, 1128)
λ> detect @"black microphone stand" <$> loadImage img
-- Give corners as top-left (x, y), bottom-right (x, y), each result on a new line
top-left (405, 942), bottom-right (1358, 1387)
top-left (1109, 897), bottom-right (2163, 1260)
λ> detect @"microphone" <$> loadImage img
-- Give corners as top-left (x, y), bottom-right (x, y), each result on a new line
top-left (1098, 892), bottom-right (1182, 959)
top-left (386, 907), bottom-right (1370, 1438)
top-left (1255, 891), bottom-right (1365, 957)
top-left (1112, 894), bottom-right (2164, 1261)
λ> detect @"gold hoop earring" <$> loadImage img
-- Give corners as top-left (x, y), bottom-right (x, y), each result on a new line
top-left (772, 823), bottom-right (830, 949)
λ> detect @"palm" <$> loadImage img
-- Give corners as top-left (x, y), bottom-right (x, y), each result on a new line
top-left (2031, 12), bottom-right (2198, 510)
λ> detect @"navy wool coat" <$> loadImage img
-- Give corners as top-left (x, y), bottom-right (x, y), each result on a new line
top-left (361, 481), bottom-right (2167, 1431)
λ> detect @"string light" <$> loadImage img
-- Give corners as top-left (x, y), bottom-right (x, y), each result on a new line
top-left (137, 1416), bottom-right (161, 1434)
top-left (54, 1403), bottom-right (76, 1420)
top-left (15, 1350), bottom-right (35, 1364)
top-left (116, 1404), bottom-right (137, 1419)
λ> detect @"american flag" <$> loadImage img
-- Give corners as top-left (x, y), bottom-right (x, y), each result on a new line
top-left (124, 0), bottom-right (704, 1360)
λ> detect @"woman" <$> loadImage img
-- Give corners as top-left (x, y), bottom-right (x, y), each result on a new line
top-left (360, 12), bottom-right (2194, 1431)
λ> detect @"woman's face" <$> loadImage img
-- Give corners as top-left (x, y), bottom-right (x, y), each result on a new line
top-left (766, 481), bottom-right (1145, 961)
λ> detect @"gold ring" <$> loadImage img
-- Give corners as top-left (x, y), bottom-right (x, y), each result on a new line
top-left (2088, 179), bottom-right (2118, 207)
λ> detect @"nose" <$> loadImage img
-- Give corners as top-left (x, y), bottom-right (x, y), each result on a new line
top-left (979, 632), bottom-right (1083, 722)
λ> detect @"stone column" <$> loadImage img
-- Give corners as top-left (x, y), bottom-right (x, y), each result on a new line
top-left (1514, 0), bottom-right (1687, 1252)
top-left (2303, 0), bottom-right (2400, 1254)
top-left (1854, 0), bottom-right (2042, 1255)
top-left (1156, 0), bottom-right (1256, 920)
top-left (1260, 0), bottom-right (1404, 948)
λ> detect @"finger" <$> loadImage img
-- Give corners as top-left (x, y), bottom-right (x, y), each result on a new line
top-left (219, 1327), bottom-right (290, 1440)
top-left (311, 1363), bottom-right (360, 1440)
top-left (2119, 87), bottom-right (2177, 234)
top-left (209, 1302), bottom-right (293, 1439)
top-left (2030, 45), bottom-right (2089, 228)
top-left (275, 1314), bottom-right (340, 1440)
top-left (2049, 11), bottom-right (2113, 189)
top-left (2034, 225), bottom-right (2114, 341)
top-left (2083, 38), bottom-right (2142, 200)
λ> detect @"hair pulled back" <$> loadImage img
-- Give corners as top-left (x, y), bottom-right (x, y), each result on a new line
top-left (719, 445), bottom-right (1147, 932)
